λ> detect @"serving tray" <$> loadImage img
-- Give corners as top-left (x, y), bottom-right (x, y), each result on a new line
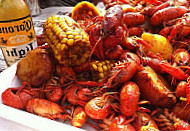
top-left (0, 63), bottom-right (95, 131)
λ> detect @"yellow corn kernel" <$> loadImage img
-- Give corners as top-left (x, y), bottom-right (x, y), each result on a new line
top-left (102, 61), bottom-right (106, 65)
top-left (61, 26), bottom-right (68, 31)
top-left (68, 24), bottom-right (73, 27)
top-left (47, 17), bottom-right (52, 21)
top-left (45, 29), bottom-right (52, 35)
top-left (53, 26), bottom-right (59, 32)
top-left (82, 39), bottom-right (88, 43)
top-left (68, 35), bottom-right (74, 39)
top-left (73, 32), bottom-right (79, 36)
top-left (49, 33), bottom-right (53, 40)
top-left (54, 50), bottom-right (58, 55)
top-left (98, 67), bottom-right (103, 73)
top-left (99, 73), bottom-right (104, 78)
top-left (75, 35), bottom-right (82, 40)
top-left (83, 34), bottom-right (89, 41)
top-left (56, 43), bottom-right (61, 49)
top-left (66, 31), bottom-right (72, 35)
top-left (97, 62), bottom-right (102, 67)
top-left (92, 64), bottom-right (98, 70)
top-left (81, 31), bottom-right (86, 36)
top-left (61, 44), bottom-right (68, 50)
top-left (61, 38), bottom-right (67, 44)
top-left (52, 39), bottom-right (59, 45)
top-left (61, 24), bottom-right (67, 30)
top-left (106, 60), bottom-right (110, 64)
top-left (61, 34), bottom-right (67, 38)
top-left (103, 65), bottom-right (108, 71)
top-left (67, 39), bottom-right (74, 46)
top-left (56, 55), bottom-right (61, 61)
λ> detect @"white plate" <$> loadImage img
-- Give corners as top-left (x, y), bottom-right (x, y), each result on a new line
top-left (0, 63), bottom-right (95, 131)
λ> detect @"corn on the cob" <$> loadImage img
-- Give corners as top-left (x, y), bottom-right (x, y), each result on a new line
top-left (43, 15), bottom-right (92, 66)
top-left (90, 60), bottom-right (114, 82)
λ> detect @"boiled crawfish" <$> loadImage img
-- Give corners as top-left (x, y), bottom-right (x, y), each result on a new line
top-left (26, 98), bottom-right (70, 120)
top-left (2, 82), bottom-right (44, 109)
top-left (151, 108), bottom-right (190, 130)
top-left (89, 5), bottom-right (125, 60)
top-left (160, 13), bottom-right (190, 41)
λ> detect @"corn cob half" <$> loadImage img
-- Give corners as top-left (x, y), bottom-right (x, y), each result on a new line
top-left (90, 60), bottom-right (114, 82)
top-left (43, 15), bottom-right (92, 66)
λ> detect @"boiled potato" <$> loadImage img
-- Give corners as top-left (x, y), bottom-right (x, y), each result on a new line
top-left (16, 48), bottom-right (53, 86)
top-left (142, 32), bottom-right (173, 60)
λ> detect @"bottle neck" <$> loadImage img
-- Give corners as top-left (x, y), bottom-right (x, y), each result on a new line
top-left (0, 0), bottom-right (31, 21)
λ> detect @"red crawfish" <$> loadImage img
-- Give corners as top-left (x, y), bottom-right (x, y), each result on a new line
top-left (1, 82), bottom-right (43, 109)
top-left (105, 45), bottom-right (123, 60)
top-left (172, 48), bottom-right (190, 66)
top-left (175, 75), bottom-right (190, 103)
top-left (128, 27), bottom-right (144, 37)
top-left (26, 98), bottom-right (70, 120)
top-left (144, 2), bottom-right (171, 16)
top-left (132, 112), bottom-right (159, 131)
top-left (166, 13), bottom-right (190, 41)
top-left (159, 61), bottom-right (189, 80)
top-left (44, 85), bottom-right (63, 102)
top-left (71, 106), bottom-right (87, 128)
top-left (142, 52), bottom-right (190, 81)
top-left (120, 82), bottom-right (140, 117)
top-left (109, 115), bottom-right (136, 131)
top-left (172, 102), bottom-right (190, 122)
top-left (43, 77), bottom-right (64, 102)
top-left (141, 56), bottom-right (166, 74)
top-left (175, 81), bottom-right (188, 98)
top-left (151, 108), bottom-right (190, 130)
top-left (145, 0), bottom-right (189, 16)
top-left (56, 64), bottom-right (76, 85)
top-left (73, 61), bottom-right (90, 73)
top-left (150, 6), bottom-right (188, 26)
top-left (105, 51), bottom-right (140, 88)
top-left (45, 85), bottom-right (63, 102)
top-left (159, 26), bottom-right (173, 38)
top-left (85, 93), bottom-right (117, 120)
top-left (62, 84), bottom-right (91, 107)
top-left (89, 4), bottom-right (125, 60)
top-left (122, 36), bottom-right (151, 54)
top-left (123, 12), bottom-right (145, 26)
top-left (174, 121), bottom-right (190, 130)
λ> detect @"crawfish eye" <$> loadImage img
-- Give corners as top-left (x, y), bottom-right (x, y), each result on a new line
top-left (179, 60), bottom-right (183, 63)
top-left (76, 88), bottom-right (80, 94)
top-left (185, 61), bottom-right (189, 65)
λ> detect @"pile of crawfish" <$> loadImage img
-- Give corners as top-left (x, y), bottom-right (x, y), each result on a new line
top-left (2, 0), bottom-right (190, 130)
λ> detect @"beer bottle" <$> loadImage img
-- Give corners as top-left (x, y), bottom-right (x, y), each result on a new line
top-left (0, 0), bottom-right (37, 66)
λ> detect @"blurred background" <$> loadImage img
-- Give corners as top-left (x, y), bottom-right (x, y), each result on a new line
top-left (39, 0), bottom-right (101, 8)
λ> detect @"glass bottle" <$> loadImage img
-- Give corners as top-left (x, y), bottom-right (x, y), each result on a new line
top-left (0, 0), bottom-right (37, 67)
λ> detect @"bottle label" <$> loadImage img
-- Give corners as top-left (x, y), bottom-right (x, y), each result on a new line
top-left (0, 15), bottom-right (37, 66)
